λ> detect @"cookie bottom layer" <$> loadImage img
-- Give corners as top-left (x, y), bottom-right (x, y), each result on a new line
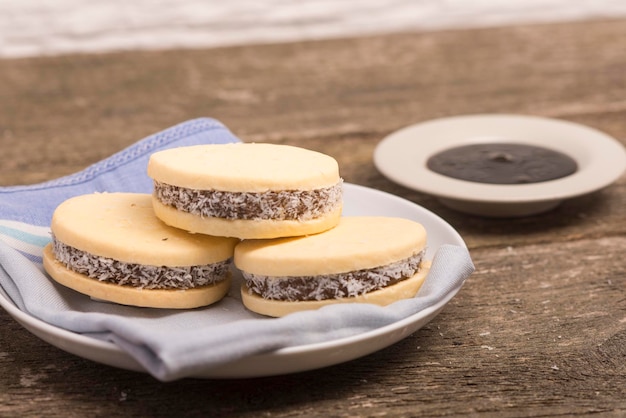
top-left (240, 262), bottom-right (430, 317)
top-left (152, 197), bottom-right (342, 239)
top-left (43, 244), bottom-right (231, 309)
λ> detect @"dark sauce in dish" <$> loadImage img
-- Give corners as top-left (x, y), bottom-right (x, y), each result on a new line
top-left (426, 143), bottom-right (578, 184)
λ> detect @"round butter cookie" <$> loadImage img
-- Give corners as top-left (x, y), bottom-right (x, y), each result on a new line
top-left (147, 143), bottom-right (343, 239)
top-left (43, 193), bottom-right (238, 309)
top-left (234, 216), bottom-right (429, 317)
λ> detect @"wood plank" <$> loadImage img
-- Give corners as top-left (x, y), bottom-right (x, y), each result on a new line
top-left (1, 20), bottom-right (624, 250)
top-left (1, 18), bottom-right (625, 416)
top-left (2, 19), bottom-right (626, 183)
top-left (0, 237), bottom-right (624, 416)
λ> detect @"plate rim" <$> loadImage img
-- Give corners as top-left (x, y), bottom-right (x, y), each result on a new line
top-left (374, 114), bottom-right (626, 204)
top-left (0, 182), bottom-right (467, 378)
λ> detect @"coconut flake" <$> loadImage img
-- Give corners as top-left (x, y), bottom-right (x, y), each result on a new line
top-left (153, 180), bottom-right (343, 221)
top-left (243, 251), bottom-right (425, 301)
top-left (51, 237), bottom-right (230, 290)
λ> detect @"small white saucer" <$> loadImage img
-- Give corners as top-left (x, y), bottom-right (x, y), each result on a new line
top-left (374, 114), bottom-right (626, 217)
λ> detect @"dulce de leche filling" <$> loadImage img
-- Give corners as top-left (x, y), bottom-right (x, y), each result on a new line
top-left (243, 251), bottom-right (425, 301)
top-left (51, 236), bottom-right (231, 290)
top-left (153, 180), bottom-right (343, 221)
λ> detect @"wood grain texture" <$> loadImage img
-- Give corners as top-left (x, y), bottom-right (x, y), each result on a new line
top-left (1, 18), bottom-right (625, 417)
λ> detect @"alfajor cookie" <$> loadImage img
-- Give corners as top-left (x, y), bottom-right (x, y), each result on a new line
top-left (147, 143), bottom-right (343, 239)
top-left (43, 193), bottom-right (238, 309)
top-left (234, 216), bottom-right (429, 317)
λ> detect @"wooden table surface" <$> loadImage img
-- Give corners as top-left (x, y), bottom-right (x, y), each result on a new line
top-left (1, 18), bottom-right (625, 417)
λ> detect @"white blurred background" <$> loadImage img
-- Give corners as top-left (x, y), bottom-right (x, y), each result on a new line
top-left (2, 0), bottom-right (626, 58)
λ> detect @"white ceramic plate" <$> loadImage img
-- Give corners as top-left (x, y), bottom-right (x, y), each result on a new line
top-left (374, 114), bottom-right (626, 217)
top-left (0, 183), bottom-right (466, 379)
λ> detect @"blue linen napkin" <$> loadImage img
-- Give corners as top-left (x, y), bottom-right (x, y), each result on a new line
top-left (0, 118), bottom-right (474, 381)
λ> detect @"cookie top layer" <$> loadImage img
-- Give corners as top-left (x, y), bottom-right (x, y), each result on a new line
top-left (234, 216), bottom-right (427, 276)
top-left (51, 193), bottom-right (238, 266)
top-left (147, 143), bottom-right (340, 192)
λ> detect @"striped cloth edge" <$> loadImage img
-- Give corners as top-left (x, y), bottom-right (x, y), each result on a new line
top-left (0, 220), bottom-right (50, 264)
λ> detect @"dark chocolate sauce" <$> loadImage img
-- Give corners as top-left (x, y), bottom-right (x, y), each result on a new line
top-left (426, 143), bottom-right (578, 184)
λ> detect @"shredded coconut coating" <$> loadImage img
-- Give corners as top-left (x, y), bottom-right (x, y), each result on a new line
top-left (153, 180), bottom-right (343, 221)
top-left (51, 237), bottom-right (230, 290)
top-left (243, 251), bottom-right (425, 301)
